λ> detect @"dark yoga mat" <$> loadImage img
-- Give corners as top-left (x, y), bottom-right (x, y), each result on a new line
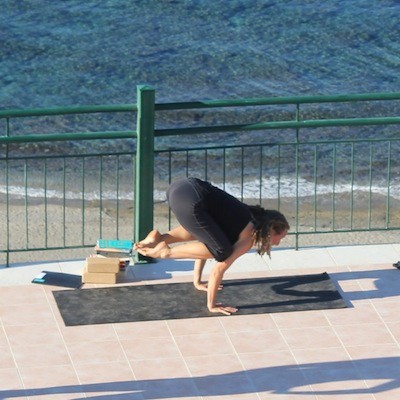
top-left (53, 272), bottom-right (347, 326)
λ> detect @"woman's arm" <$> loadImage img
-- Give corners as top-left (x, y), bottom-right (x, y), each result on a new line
top-left (207, 222), bottom-right (254, 315)
top-left (193, 259), bottom-right (207, 290)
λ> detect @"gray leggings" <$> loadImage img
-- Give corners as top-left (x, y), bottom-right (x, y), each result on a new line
top-left (167, 178), bottom-right (233, 261)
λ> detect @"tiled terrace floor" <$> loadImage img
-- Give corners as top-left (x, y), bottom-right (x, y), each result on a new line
top-left (1, 243), bottom-right (400, 399)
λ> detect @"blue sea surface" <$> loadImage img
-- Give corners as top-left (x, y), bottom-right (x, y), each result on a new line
top-left (1, 0), bottom-right (400, 202)
top-left (1, 0), bottom-right (399, 109)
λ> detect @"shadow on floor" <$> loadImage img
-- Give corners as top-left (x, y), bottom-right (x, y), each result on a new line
top-left (2, 358), bottom-right (400, 399)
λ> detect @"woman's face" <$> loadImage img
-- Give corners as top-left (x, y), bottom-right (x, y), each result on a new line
top-left (270, 229), bottom-right (288, 246)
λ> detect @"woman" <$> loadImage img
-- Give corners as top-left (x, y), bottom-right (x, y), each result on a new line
top-left (135, 177), bottom-right (289, 315)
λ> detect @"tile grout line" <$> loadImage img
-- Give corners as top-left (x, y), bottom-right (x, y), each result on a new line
top-left (270, 314), bottom-right (318, 399)
top-left (322, 303), bottom-right (374, 395)
top-left (165, 319), bottom-right (204, 400)
top-left (0, 313), bottom-right (29, 399)
top-left (112, 323), bottom-right (146, 399)
top-left (42, 282), bottom-right (88, 397)
top-left (370, 301), bottom-right (400, 351)
top-left (218, 316), bottom-right (263, 400)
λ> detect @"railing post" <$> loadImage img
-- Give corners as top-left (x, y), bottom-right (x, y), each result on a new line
top-left (134, 85), bottom-right (155, 263)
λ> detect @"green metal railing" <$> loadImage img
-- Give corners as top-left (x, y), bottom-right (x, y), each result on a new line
top-left (1, 86), bottom-right (400, 266)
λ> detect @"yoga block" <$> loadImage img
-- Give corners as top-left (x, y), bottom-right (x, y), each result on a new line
top-left (85, 256), bottom-right (120, 273)
top-left (82, 266), bottom-right (117, 284)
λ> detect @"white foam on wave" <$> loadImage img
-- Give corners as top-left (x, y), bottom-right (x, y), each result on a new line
top-left (2, 176), bottom-right (399, 202)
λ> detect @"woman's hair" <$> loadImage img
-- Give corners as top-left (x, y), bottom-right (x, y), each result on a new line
top-left (248, 205), bottom-right (290, 257)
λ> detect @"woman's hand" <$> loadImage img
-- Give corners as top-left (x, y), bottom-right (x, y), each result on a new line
top-left (208, 303), bottom-right (238, 316)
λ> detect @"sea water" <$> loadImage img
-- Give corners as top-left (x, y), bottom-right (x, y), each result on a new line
top-left (1, 0), bottom-right (400, 201)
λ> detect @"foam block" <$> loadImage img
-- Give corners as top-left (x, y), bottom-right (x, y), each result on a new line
top-left (82, 265), bottom-right (117, 284)
top-left (85, 256), bottom-right (120, 273)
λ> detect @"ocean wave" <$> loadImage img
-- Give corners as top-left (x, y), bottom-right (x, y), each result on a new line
top-left (2, 176), bottom-right (399, 202)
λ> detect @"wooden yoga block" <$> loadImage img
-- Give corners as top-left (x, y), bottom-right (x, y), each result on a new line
top-left (82, 265), bottom-right (117, 284)
top-left (85, 256), bottom-right (120, 273)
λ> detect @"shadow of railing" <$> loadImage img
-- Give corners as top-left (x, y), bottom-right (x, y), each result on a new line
top-left (2, 358), bottom-right (399, 399)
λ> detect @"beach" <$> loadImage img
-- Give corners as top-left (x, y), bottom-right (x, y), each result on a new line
top-left (2, 191), bottom-right (399, 267)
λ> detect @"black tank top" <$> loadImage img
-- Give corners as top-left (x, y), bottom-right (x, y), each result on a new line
top-left (195, 179), bottom-right (252, 245)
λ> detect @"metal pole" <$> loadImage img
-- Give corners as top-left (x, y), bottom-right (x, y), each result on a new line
top-left (134, 85), bottom-right (155, 263)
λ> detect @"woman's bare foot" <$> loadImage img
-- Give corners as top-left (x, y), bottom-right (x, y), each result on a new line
top-left (134, 230), bottom-right (162, 250)
top-left (136, 240), bottom-right (171, 259)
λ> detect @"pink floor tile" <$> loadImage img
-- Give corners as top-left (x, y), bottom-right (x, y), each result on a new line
top-left (121, 336), bottom-right (182, 360)
top-left (193, 372), bottom-right (255, 398)
top-left (324, 303), bottom-right (382, 326)
top-left (67, 340), bottom-right (127, 365)
top-left (280, 326), bottom-right (342, 350)
top-left (174, 333), bottom-right (235, 357)
top-left (0, 345), bottom-right (16, 368)
top-left (0, 285), bottom-right (47, 306)
top-left (203, 394), bottom-right (260, 400)
top-left (114, 320), bottom-right (171, 339)
top-left (249, 366), bottom-right (310, 396)
top-left (258, 394), bottom-right (317, 400)
top-left (167, 316), bottom-right (223, 336)
top-left (185, 354), bottom-right (244, 376)
top-left (315, 393), bottom-right (374, 399)
top-left (373, 300), bottom-right (400, 323)
top-left (5, 323), bottom-right (63, 347)
top-left (74, 361), bottom-right (135, 384)
top-left (0, 368), bottom-right (24, 390)
top-left (0, 326), bottom-right (8, 346)
top-left (0, 303), bottom-right (55, 326)
top-left (292, 347), bottom-right (351, 366)
top-left (239, 350), bottom-right (297, 369)
top-left (18, 364), bottom-right (79, 389)
top-left (130, 357), bottom-right (191, 379)
top-left (219, 314), bottom-right (277, 332)
top-left (12, 343), bottom-right (71, 367)
top-left (346, 343), bottom-right (400, 360)
top-left (272, 310), bottom-right (330, 329)
top-left (228, 330), bottom-right (288, 353)
top-left (387, 321), bottom-right (400, 342)
top-left (372, 386), bottom-right (400, 400)
top-left (305, 371), bottom-right (369, 397)
top-left (59, 323), bottom-right (118, 343)
top-left (334, 323), bottom-right (395, 347)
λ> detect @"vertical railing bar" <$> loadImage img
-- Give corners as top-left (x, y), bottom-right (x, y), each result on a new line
top-left (259, 145), bottom-right (263, 205)
top-left (168, 150), bottom-right (172, 231)
top-left (63, 158), bottom-right (66, 247)
top-left (99, 156), bottom-right (103, 239)
top-left (81, 157), bottom-right (86, 245)
top-left (223, 148), bottom-right (226, 191)
top-left (314, 144), bottom-right (318, 232)
top-left (295, 104), bottom-right (300, 249)
top-left (132, 152), bottom-right (136, 240)
top-left (186, 150), bottom-right (189, 177)
top-left (134, 85), bottom-right (155, 263)
top-left (368, 143), bottom-right (373, 230)
top-left (350, 143), bottom-right (355, 230)
top-left (332, 144), bottom-right (337, 231)
top-left (386, 141), bottom-right (392, 228)
top-left (205, 149), bottom-right (208, 181)
top-left (116, 155), bottom-right (120, 238)
top-left (277, 144), bottom-right (282, 210)
top-left (24, 161), bottom-right (29, 249)
top-left (5, 118), bottom-right (10, 266)
top-left (44, 159), bottom-right (48, 248)
top-left (241, 147), bottom-right (244, 201)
